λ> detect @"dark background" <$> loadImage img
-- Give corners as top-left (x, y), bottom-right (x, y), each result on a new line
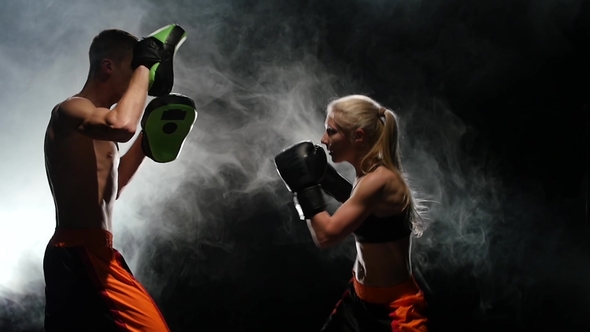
top-left (1, 0), bottom-right (589, 331)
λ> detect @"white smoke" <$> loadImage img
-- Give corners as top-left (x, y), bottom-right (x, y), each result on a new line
top-left (0, 0), bottom-right (588, 330)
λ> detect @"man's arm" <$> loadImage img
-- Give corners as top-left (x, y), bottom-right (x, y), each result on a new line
top-left (56, 67), bottom-right (150, 142)
top-left (307, 173), bottom-right (385, 249)
top-left (117, 132), bottom-right (146, 199)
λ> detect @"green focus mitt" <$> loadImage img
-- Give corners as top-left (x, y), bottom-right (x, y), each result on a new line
top-left (131, 24), bottom-right (187, 96)
top-left (141, 93), bottom-right (197, 163)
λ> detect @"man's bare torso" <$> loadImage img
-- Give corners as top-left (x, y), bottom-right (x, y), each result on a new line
top-left (44, 104), bottom-right (119, 230)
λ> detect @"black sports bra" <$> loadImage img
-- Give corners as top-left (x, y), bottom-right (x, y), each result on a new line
top-left (353, 209), bottom-right (411, 243)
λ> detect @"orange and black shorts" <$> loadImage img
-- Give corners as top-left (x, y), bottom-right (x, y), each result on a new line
top-left (43, 228), bottom-right (170, 332)
top-left (321, 273), bottom-right (428, 332)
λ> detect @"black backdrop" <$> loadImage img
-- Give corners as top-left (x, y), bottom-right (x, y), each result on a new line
top-left (1, 0), bottom-right (589, 331)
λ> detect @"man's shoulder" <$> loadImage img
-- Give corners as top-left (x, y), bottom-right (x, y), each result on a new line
top-left (51, 96), bottom-right (97, 129)
top-left (49, 96), bottom-right (89, 136)
top-left (57, 96), bottom-right (94, 113)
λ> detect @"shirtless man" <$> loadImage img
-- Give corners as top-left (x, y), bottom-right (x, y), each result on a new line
top-left (275, 95), bottom-right (429, 331)
top-left (43, 28), bottom-right (182, 332)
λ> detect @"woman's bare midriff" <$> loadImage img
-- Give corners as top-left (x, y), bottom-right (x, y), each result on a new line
top-left (353, 237), bottom-right (412, 287)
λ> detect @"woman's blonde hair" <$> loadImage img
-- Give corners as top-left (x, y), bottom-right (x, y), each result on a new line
top-left (327, 95), bottom-right (427, 236)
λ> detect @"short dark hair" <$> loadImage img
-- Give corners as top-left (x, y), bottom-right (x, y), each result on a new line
top-left (88, 29), bottom-right (138, 78)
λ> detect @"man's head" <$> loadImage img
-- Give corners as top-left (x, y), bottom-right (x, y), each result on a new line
top-left (86, 29), bottom-right (138, 101)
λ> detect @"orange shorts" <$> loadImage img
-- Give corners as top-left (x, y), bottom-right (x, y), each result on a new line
top-left (321, 273), bottom-right (428, 332)
top-left (43, 228), bottom-right (169, 332)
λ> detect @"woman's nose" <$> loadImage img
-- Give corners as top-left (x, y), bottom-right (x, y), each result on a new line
top-left (320, 133), bottom-right (328, 146)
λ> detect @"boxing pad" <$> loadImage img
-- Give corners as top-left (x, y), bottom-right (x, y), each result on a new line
top-left (141, 93), bottom-right (197, 163)
top-left (132, 24), bottom-right (187, 96)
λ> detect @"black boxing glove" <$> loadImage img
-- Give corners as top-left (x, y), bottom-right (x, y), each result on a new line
top-left (275, 141), bottom-right (328, 220)
top-left (321, 163), bottom-right (352, 203)
top-left (132, 24), bottom-right (187, 97)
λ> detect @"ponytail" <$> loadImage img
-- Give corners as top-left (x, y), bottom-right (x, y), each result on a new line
top-left (360, 108), bottom-right (401, 174)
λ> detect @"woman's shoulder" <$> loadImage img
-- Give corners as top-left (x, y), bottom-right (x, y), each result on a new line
top-left (356, 166), bottom-right (407, 210)
top-left (370, 166), bottom-right (407, 194)
top-left (357, 166), bottom-right (401, 191)
top-left (371, 165), bottom-right (403, 183)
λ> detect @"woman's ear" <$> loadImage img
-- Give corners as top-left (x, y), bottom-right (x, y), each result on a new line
top-left (354, 128), bottom-right (365, 144)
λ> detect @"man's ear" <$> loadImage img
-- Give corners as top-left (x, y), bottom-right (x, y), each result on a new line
top-left (100, 59), bottom-right (114, 77)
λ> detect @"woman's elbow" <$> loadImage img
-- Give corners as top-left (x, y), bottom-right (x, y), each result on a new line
top-left (314, 229), bottom-right (341, 249)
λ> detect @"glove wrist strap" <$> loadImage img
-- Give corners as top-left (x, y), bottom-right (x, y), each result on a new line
top-left (295, 185), bottom-right (326, 220)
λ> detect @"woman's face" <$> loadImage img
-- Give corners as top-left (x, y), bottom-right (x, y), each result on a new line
top-left (321, 114), bottom-right (354, 163)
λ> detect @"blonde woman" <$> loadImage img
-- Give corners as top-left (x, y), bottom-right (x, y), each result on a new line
top-left (275, 95), bottom-right (428, 331)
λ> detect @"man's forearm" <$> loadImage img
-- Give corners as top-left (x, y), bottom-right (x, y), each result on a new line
top-left (117, 132), bottom-right (146, 198)
top-left (108, 67), bottom-right (149, 131)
